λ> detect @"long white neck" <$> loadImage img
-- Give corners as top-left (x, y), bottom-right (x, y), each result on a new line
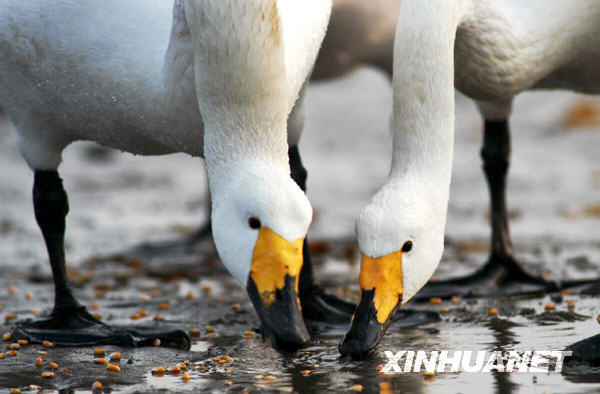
top-left (389, 0), bottom-right (466, 213)
top-left (183, 0), bottom-right (293, 195)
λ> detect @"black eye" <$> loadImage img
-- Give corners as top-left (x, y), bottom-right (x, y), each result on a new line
top-left (402, 240), bottom-right (413, 253)
top-left (248, 217), bottom-right (261, 229)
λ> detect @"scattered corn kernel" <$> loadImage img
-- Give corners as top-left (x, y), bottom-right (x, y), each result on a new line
top-left (231, 303), bottom-right (241, 311)
top-left (130, 313), bottom-right (142, 320)
top-left (36, 350), bottom-right (47, 356)
top-left (8, 343), bottom-right (20, 350)
top-left (17, 339), bottom-right (28, 346)
top-left (8, 285), bottom-right (17, 295)
top-left (41, 371), bottom-right (54, 379)
top-left (25, 292), bottom-right (34, 300)
top-left (43, 340), bottom-right (55, 348)
top-left (95, 290), bottom-right (106, 298)
top-left (205, 326), bottom-right (214, 333)
top-left (184, 358), bottom-right (190, 365)
top-left (8, 350), bottom-right (17, 357)
top-left (153, 315), bottom-right (165, 321)
top-left (179, 363), bottom-right (188, 370)
top-left (94, 348), bottom-right (105, 355)
top-left (202, 284), bottom-right (212, 294)
top-left (224, 380), bottom-right (233, 387)
top-left (139, 294), bottom-right (151, 302)
top-left (2, 332), bottom-right (12, 341)
top-left (196, 365), bottom-right (207, 372)
top-left (545, 304), bottom-right (555, 311)
top-left (138, 311), bottom-right (149, 317)
top-left (424, 371), bottom-right (436, 377)
top-left (49, 362), bottom-right (58, 370)
top-left (300, 370), bottom-right (311, 376)
top-left (243, 330), bottom-right (254, 338)
top-left (168, 366), bottom-right (181, 373)
top-left (10, 389), bottom-right (21, 393)
top-left (0, 353), bottom-right (4, 359)
top-left (488, 308), bottom-right (498, 315)
top-left (31, 309), bottom-right (40, 316)
top-left (158, 303), bottom-right (170, 310)
top-left (186, 291), bottom-right (195, 300)
top-left (350, 384), bottom-right (363, 391)
top-left (5, 313), bottom-right (17, 321)
top-left (253, 375), bottom-right (264, 380)
top-left (35, 356), bottom-right (43, 367)
top-left (265, 375), bottom-right (277, 380)
top-left (182, 372), bottom-right (190, 381)
top-left (109, 352), bottom-right (121, 361)
top-left (92, 312), bottom-right (104, 319)
top-left (561, 289), bottom-right (572, 295)
top-left (450, 296), bottom-right (462, 304)
top-left (95, 358), bottom-right (107, 365)
top-left (439, 309), bottom-right (449, 314)
top-left (107, 363), bottom-right (120, 372)
top-left (92, 381), bottom-right (103, 390)
top-left (152, 366), bottom-right (166, 374)
top-left (189, 328), bottom-right (201, 336)
top-left (429, 297), bottom-right (443, 305)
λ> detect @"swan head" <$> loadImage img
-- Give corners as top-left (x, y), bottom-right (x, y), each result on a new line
top-left (340, 180), bottom-right (446, 359)
top-left (209, 160), bottom-right (313, 351)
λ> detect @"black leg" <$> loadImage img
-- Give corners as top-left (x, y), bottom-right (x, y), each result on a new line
top-left (288, 147), bottom-right (439, 329)
top-left (13, 170), bottom-right (190, 349)
top-left (416, 120), bottom-right (558, 299)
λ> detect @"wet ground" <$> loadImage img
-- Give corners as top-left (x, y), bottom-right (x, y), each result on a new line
top-left (1, 68), bottom-right (600, 392)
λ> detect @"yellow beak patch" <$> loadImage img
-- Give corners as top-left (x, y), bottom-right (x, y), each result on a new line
top-left (249, 227), bottom-right (304, 307)
top-left (359, 250), bottom-right (403, 324)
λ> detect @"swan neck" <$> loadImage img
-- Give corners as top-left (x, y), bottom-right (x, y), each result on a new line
top-left (390, 0), bottom-right (465, 190)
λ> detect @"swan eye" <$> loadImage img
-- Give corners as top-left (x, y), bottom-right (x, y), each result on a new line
top-left (248, 217), bottom-right (262, 229)
top-left (402, 240), bottom-right (413, 253)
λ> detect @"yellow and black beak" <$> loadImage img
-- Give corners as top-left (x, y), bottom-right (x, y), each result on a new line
top-left (339, 250), bottom-right (403, 359)
top-left (246, 227), bottom-right (309, 351)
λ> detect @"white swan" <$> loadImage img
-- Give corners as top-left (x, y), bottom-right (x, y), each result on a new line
top-left (340, 0), bottom-right (600, 358)
top-left (0, 0), bottom-right (331, 350)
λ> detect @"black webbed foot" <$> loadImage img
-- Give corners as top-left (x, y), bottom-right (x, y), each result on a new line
top-left (12, 305), bottom-right (190, 349)
top-left (565, 333), bottom-right (600, 366)
top-left (300, 285), bottom-right (440, 331)
top-left (415, 254), bottom-right (558, 300)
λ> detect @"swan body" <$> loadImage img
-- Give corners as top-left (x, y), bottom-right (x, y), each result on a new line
top-left (0, 0), bottom-right (331, 349)
top-left (341, 0), bottom-right (600, 358)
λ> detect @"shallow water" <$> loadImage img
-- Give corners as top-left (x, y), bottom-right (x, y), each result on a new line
top-left (1, 69), bottom-right (600, 392)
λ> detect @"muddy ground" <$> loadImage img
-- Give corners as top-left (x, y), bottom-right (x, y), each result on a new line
top-left (1, 69), bottom-right (600, 392)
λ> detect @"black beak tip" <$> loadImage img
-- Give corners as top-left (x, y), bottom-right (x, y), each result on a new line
top-left (270, 329), bottom-right (310, 352)
top-left (339, 332), bottom-right (379, 360)
top-left (247, 275), bottom-right (310, 353)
